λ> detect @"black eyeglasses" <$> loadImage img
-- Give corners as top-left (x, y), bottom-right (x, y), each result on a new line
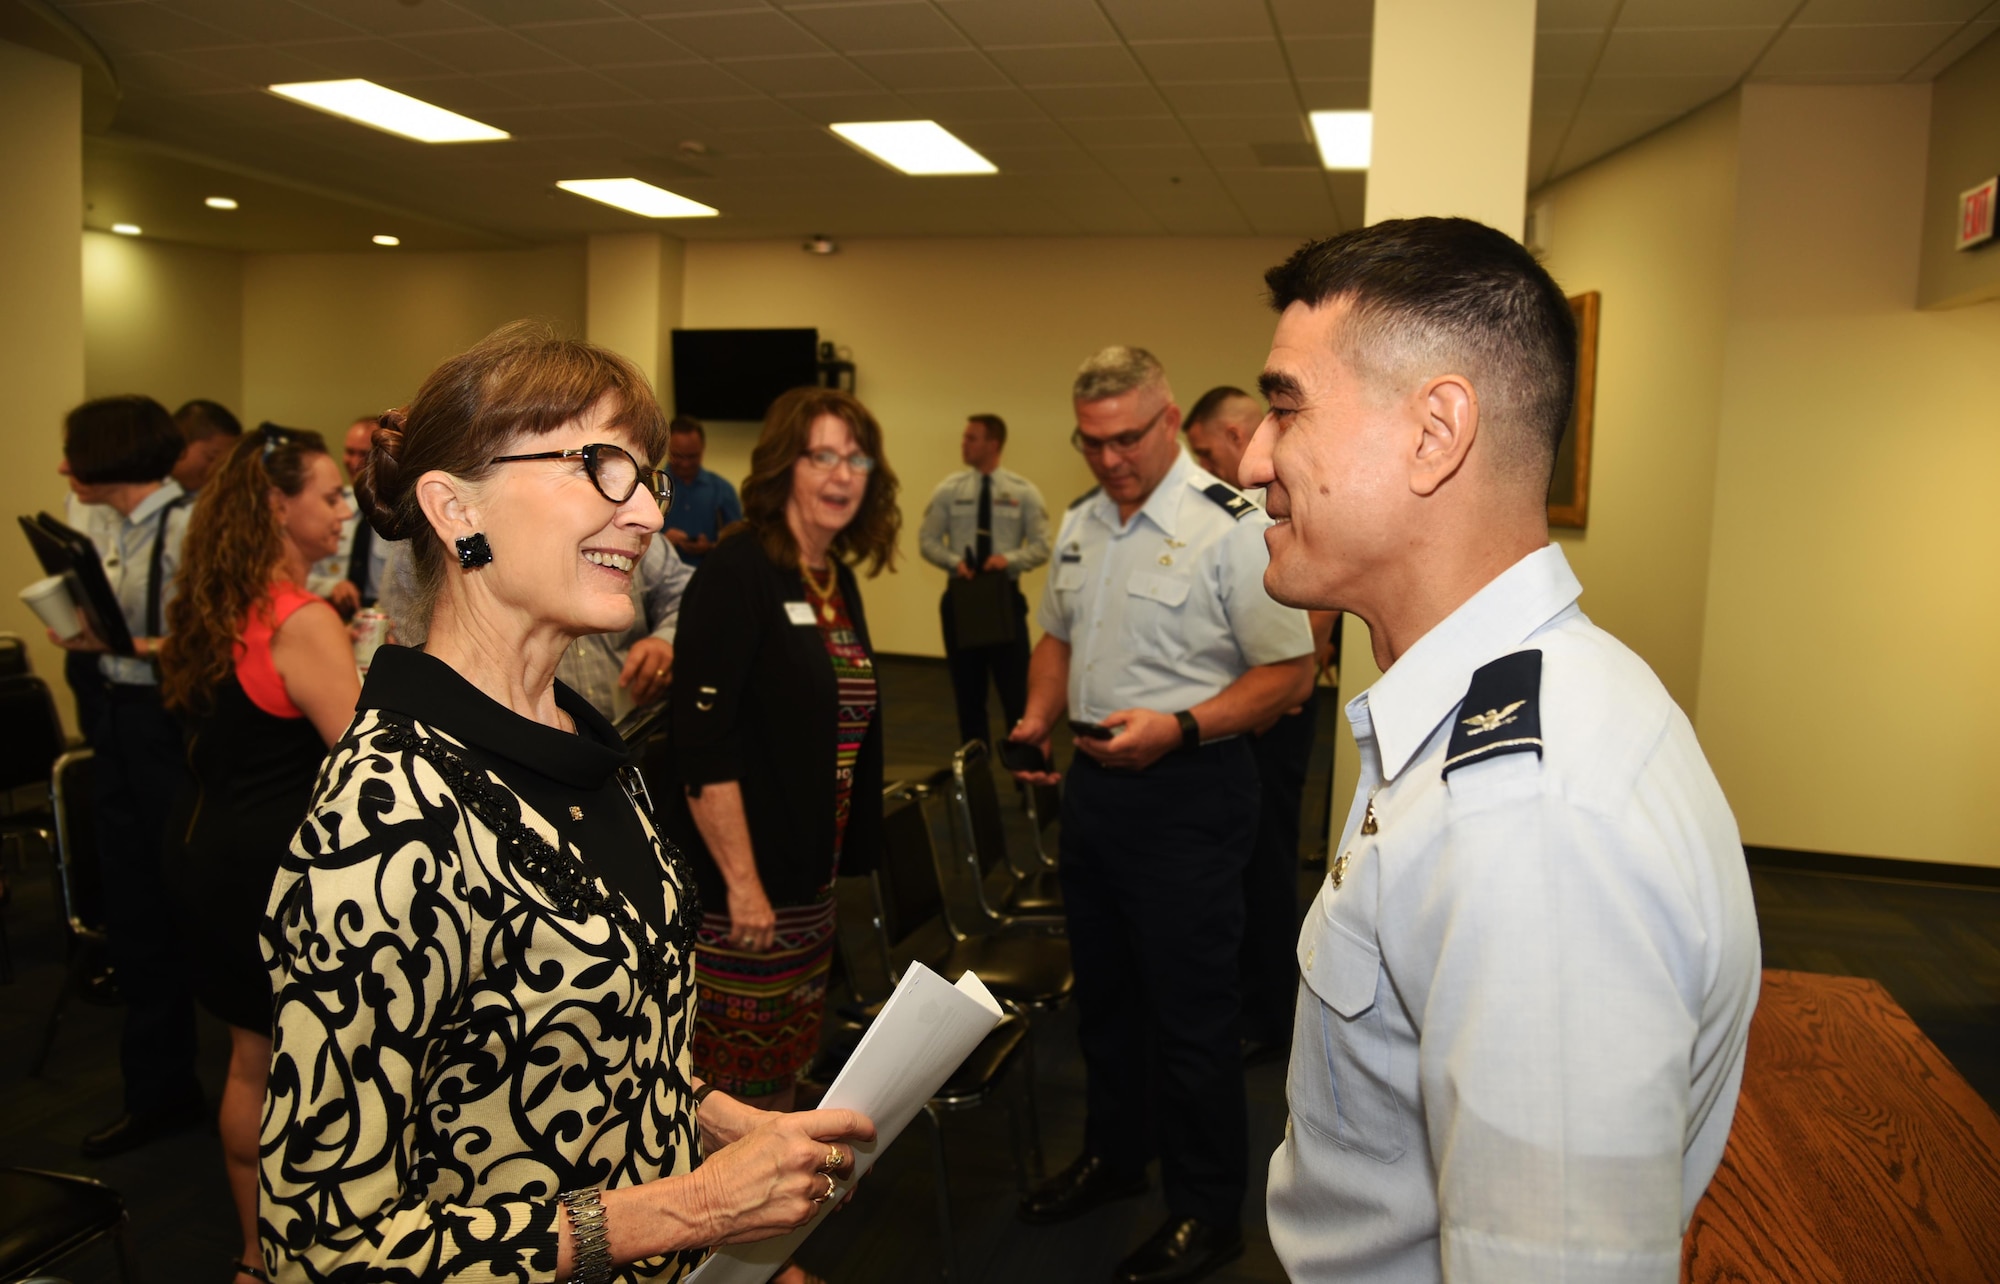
top-left (1070, 403), bottom-right (1169, 458)
top-left (488, 442), bottom-right (675, 512)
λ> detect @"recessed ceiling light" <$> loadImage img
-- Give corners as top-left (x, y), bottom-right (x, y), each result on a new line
top-left (1309, 111), bottom-right (1371, 171)
top-left (204, 196), bottom-right (239, 210)
top-left (556, 179), bottom-right (718, 219)
top-left (268, 79), bottom-right (508, 144)
top-left (372, 235), bottom-right (401, 246)
top-left (111, 223), bottom-right (141, 236)
top-left (829, 121), bottom-right (996, 175)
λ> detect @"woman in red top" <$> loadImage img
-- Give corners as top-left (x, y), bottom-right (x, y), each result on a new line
top-left (160, 424), bottom-right (361, 1284)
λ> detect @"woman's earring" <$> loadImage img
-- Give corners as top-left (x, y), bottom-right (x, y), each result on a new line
top-left (455, 533), bottom-right (493, 569)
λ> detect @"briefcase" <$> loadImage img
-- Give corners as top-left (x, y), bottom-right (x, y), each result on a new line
top-left (947, 571), bottom-right (1017, 649)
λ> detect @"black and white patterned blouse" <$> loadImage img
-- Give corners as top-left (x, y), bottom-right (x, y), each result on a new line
top-left (260, 646), bottom-right (703, 1283)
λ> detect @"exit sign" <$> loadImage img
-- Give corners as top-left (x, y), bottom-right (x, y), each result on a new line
top-left (1959, 176), bottom-right (1997, 251)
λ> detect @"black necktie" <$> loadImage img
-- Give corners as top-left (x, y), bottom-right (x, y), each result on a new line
top-left (975, 473), bottom-right (993, 564)
top-left (347, 517), bottom-right (376, 607)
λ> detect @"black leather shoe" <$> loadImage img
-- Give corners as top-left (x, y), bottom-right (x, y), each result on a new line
top-left (80, 1099), bottom-right (205, 1158)
top-left (1017, 1153), bottom-right (1147, 1224)
top-left (1114, 1216), bottom-right (1243, 1284)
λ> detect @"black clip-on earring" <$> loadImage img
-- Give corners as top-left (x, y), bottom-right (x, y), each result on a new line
top-left (456, 533), bottom-right (493, 569)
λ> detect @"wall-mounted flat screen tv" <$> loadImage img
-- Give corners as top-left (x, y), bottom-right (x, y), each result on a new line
top-left (671, 328), bottom-right (819, 422)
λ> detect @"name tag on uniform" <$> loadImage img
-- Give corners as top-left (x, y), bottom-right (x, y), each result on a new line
top-left (784, 601), bottom-right (817, 626)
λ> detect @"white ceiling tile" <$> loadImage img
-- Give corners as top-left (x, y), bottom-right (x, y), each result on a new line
top-left (516, 19), bottom-right (701, 64)
top-left (1198, 140), bottom-right (1258, 169)
top-left (787, 2), bottom-right (969, 52)
top-left (480, 67), bottom-right (642, 105)
top-left (1098, 0), bottom-right (1273, 41)
top-left (778, 91), bottom-right (916, 122)
top-left (287, 0), bottom-right (492, 35)
top-left (1536, 29), bottom-right (1604, 77)
top-left (1087, 142), bottom-right (1209, 172)
top-left (1062, 116), bottom-right (1190, 146)
top-left (1580, 73), bottom-right (1737, 115)
top-left (1129, 38), bottom-right (1285, 83)
top-left (1159, 81), bottom-right (1301, 118)
top-left (553, 101), bottom-right (714, 138)
top-left (1552, 107), bottom-right (1676, 175)
top-left (377, 74), bottom-right (532, 114)
top-left (618, 0), bottom-right (770, 14)
top-left (1029, 84), bottom-right (1169, 117)
top-left (115, 51), bottom-right (235, 94)
top-left (652, 10), bottom-right (828, 58)
top-left (162, 0), bottom-right (355, 42)
top-left (951, 118), bottom-right (1074, 148)
top-left (986, 44), bottom-right (1146, 86)
top-left (977, 145), bottom-right (1102, 174)
top-left (1268, 0), bottom-right (1372, 38)
top-left (171, 42), bottom-right (341, 84)
top-left (672, 95), bottom-right (814, 129)
top-left (395, 28), bottom-right (573, 73)
top-left (935, 0), bottom-right (1118, 46)
top-left (1529, 123), bottom-right (1564, 184)
top-left (1616, 0), bottom-right (1796, 27)
top-left (847, 49), bottom-right (1013, 90)
top-left (1179, 114), bottom-right (1312, 145)
top-left (720, 53), bottom-right (883, 93)
top-left (1800, 0), bottom-right (1991, 19)
top-left (1906, 19), bottom-right (1999, 78)
top-left (895, 85), bottom-right (1049, 119)
top-left (1294, 79), bottom-right (1369, 110)
top-left (1755, 22), bottom-right (1966, 77)
top-left (1226, 169), bottom-right (1342, 234)
top-left (288, 37), bottom-right (459, 79)
top-left (1595, 26), bottom-right (1773, 76)
top-left (70, 2), bottom-right (239, 50)
top-left (1534, 75), bottom-right (1589, 120)
top-left (447, 0), bottom-right (624, 24)
top-left (1284, 35), bottom-right (1370, 80)
top-left (596, 60), bottom-right (759, 99)
top-left (1537, 0), bottom-right (1619, 31)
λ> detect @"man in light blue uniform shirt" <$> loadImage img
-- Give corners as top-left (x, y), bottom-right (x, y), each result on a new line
top-left (661, 415), bottom-right (741, 567)
top-left (1240, 218), bottom-right (1760, 1283)
top-left (1008, 346), bottom-right (1314, 1284)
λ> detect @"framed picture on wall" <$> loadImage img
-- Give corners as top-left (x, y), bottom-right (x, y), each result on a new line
top-left (1548, 290), bottom-right (1599, 529)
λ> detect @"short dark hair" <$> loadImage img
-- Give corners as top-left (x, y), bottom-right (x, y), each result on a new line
top-left (967, 413), bottom-right (1006, 448)
top-left (1186, 386), bottom-right (1253, 428)
top-left (64, 395), bottom-right (184, 485)
top-left (173, 399), bottom-right (242, 443)
top-left (1264, 217), bottom-right (1576, 479)
top-left (669, 415), bottom-right (706, 443)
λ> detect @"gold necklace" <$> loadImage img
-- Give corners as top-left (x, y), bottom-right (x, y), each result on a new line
top-left (800, 560), bottom-right (837, 621)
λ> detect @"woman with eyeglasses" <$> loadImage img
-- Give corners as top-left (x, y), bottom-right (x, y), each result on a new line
top-left (157, 424), bottom-right (360, 1284)
top-left (259, 324), bottom-right (873, 1284)
top-left (666, 388), bottom-right (899, 1283)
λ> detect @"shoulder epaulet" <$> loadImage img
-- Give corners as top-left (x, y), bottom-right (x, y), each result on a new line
top-left (1068, 486), bottom-right (1101, 510)
top-left (1443, 650), bottom-right (1544, 780)
top-left (1200, 481), bottom-right (1257, 521)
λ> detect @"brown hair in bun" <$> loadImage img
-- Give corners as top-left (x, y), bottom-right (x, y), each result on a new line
top-left (379, 319), bottom-right (667, 632)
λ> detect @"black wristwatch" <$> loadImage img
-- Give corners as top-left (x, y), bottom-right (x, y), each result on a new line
top-left (1174, 709), bottom-right (1201, 751)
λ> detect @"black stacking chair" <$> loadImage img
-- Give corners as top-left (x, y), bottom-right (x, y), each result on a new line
top-left (0, 1167), bottom-right (136, 1281)
top-left (940, 741), bottom-right (1064, 934)
top-left (1020, 780), bottom-right (1062, 871)
top-left (32, 750), bottom-right (104, 1075)
top-left (0, 675), bottom-right (67, 984)
top-left (0, 631), bottom-right (27, 677)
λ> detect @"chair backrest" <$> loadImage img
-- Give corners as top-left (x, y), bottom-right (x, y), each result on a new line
top-left (0, 674), bottom-right (67, 796)
top-left (1022, 782), bottom-right (1061, 868)
top-left (51, 749), bottom-right (107, 938)
top-left (0, 631), bottom-right (27, 677)
top-left (949, 739), bottom-right (1034, 881)
top-left (875, 786), bottom-right (949, 969)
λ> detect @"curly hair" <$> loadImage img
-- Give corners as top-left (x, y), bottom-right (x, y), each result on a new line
top-left (735, 386), bottom-right (900, 576)
top-left (160, 424), bottom-right (330, 715)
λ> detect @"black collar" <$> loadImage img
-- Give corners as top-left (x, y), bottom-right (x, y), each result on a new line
top-left (359, 645), bottom-right (630, 789)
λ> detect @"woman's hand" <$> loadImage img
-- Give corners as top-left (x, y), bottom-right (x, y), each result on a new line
top-left (696, 1087), bottom-right (773, 1152)
top-left (725, 881), bottom-right (778, 951)
top-left (689, 1108), bottom-right (877, 1245)
top-left (47, 623), bottom-right (109, 654)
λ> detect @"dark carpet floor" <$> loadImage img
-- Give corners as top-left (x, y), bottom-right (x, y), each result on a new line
top-left (1, 656), bottom-right (1994, 1284)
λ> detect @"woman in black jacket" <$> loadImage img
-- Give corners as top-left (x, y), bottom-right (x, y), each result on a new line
top-left (669, 387), bottom-right (899, 1124)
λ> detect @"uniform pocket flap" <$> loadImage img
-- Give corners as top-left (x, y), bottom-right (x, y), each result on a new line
top-left (1126, 570), bottom-right (1190, 606)
top-left (1299, 916), bottom-right (1381, 1018)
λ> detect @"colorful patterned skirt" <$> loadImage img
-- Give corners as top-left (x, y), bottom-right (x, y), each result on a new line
top-left (693, 893), bottom-right (839, 1097)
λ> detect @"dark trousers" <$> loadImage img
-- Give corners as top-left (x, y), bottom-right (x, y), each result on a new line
top-left (93, 686), bottom-right (200, 1116)
top-left (939, 588), bottom-right (1029, 749)
top-left (65, 651), bottom-right (107, 745)
top-left (1060, 739), bottom-right (1259, 1227)
top-left (1242, 699), bottom-right (1319, 1045)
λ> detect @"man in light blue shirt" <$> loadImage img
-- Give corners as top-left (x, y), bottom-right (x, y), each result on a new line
top-left (1243, 218), bottom-right (1760, 1283)
top-left (1008, 346), bottom-right (1313, 1284)
top-left (661, 415), bottom-right (741, 567)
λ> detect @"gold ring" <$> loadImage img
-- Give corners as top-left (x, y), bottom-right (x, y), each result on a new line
top-left (812, 1171), bottom-right (837, 1205)
top-left (824, 1145), bottom-right (844, 1172)
top-left (655, 669), bottom-right (666, 677)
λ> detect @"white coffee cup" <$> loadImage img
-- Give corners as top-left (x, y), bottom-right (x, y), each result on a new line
top-left (19, 575), bottom-right (83, 640)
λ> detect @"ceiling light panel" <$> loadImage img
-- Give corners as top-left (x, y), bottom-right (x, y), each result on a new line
top-left (205, 196), bottom-right (239, 210)
top-left (372, 235), bottom-right (401, 246)
top-left (556, 179), bottom-right (719, 218)
top-left (829, 121), bottom-right (998, 175)
top-left (1309, 110), bottom-right (1372, 169)
top-left (111, 223), bottom-right (142, 236)
top-left (267, 80), bottom-right (509, 143)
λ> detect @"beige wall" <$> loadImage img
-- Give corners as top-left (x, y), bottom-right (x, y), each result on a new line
top-left (680, 236), bottom-right (1303, 657)
top-left (241, 243), bottom-right (586, 439)
top-left (1918, 27), bottom-right (2000, 308)
top-left (83, 230), bottom-right (242, 412)
top-left (1699, 83), bottom-right (2000, 868)
top-left (0, 41), bottom-right (85, 697)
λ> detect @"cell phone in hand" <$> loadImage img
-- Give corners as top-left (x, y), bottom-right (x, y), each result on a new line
top-left (999, 739), bottom-right (1050, 774)
top-left (1067, 719), bottom-right (1117, 741)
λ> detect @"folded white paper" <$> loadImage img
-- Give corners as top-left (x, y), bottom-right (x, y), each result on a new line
top-left (684, 965), bottom-right (1006, 1284)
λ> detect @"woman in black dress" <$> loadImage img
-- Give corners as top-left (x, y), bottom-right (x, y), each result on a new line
top-left (160, 425), bottom-right (362, 1284)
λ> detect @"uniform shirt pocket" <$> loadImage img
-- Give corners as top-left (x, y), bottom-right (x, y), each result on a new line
top-left (1054, 561), bottom-right (1086, 593)
top-left (1291, 906), bottom-right (1409, 1163)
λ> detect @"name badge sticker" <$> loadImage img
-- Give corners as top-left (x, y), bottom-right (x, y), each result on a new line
top-left (784, 601), bottom-right (818, 626)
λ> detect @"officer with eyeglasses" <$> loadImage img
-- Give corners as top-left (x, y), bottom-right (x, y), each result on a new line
top-left (1007, 346), bottom-right (1314, 1284)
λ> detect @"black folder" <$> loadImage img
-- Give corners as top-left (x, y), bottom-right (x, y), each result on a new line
top-left (947, 570), bottom-right (1018, 650)
top-left (18, 512), bottom-right (137, 655)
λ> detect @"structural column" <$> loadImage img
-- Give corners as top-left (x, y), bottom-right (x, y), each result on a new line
top-left (584, 232), bottom-right (686, 411)
top-left (1328, 0), bottom-right (1537, 845)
